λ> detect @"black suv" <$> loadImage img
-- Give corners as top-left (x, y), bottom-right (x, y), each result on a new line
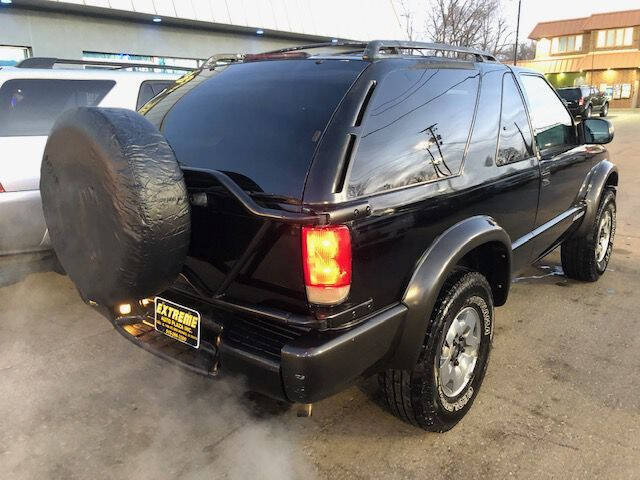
top-left (557, 85), bottom-right (609, 118)
top-left (40, 41), bottom-right (618, 432)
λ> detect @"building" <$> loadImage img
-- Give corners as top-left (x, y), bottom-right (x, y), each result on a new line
top-left (0, 0), bottom-right (402, 68)
top-left (521, 9), bottom-right (640, 108)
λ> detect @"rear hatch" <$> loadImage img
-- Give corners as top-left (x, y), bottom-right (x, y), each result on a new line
top-left (557, 87), bottom-right (582, 109)
top-left (143, 59), bottom-right (368, 311)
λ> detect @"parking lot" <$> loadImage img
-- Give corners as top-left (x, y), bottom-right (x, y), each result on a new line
top-left (0, 110), bottom-right (638, 479)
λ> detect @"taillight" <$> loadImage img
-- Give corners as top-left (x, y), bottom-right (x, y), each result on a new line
top-left (302, 225), bottom-right (351, 305)
top-left (578, 97), bottom-right (584, 106)
top-left (0, 183), bottom-right (4, 193)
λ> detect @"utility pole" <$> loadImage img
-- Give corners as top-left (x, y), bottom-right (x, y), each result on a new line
top-left (514, 0), bottom-right (522, 65)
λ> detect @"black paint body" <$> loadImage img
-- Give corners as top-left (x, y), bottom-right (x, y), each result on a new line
top-left (119, 55), bottom-right (618, 403)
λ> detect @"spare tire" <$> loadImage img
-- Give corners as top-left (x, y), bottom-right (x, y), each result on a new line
top-left (40, 107), bottom-right (190, 306)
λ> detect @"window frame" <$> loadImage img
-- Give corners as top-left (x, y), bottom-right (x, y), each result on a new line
top-left (597, 27), bottom-right (634, 49)
top-left (495, 72), bottom-right (535, 167)
top-left (550, 34), bottom-right (582, 54)
top-left (517, 73), bottom-right (578, 160)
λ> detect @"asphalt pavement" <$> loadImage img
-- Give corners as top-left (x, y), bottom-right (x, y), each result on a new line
top-left (1, 111), bottom-right (639, 479)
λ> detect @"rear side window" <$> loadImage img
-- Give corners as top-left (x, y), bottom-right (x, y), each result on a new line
top-left (347, 67), bottom-right (479, 198)
top-left (0, 79), bottom-right (115, 136)
top-left (520, 75), bottom-right (576, 154)
top-left (136, 80), bottom-right (174, 110)
top-left (497, 73), bottom-right (533, 166)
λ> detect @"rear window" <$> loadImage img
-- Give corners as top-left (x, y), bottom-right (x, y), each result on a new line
top-left (136, 80), bottom-right (174, 110)
top-left (144, 59), bottom-right (367, 200)
top-left (557, 88), bottom-right (581, 101)
top-left (0, 79), bottom-right (115, 136)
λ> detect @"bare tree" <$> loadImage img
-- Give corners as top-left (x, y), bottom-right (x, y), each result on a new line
top-left (509, 40), bottom-right (536, 62)
top-left (424, 0), bottom-right (513, 58)
top-left (395, 0), bottom-right (416, 41)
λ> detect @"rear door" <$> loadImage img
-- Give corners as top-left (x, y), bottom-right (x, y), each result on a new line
top-left (0, 77), bottom-right (115, 191)
top-left (0, 77), bottom-right (115, 253)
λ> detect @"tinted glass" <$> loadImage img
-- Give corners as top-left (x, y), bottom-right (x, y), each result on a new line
top-left (557, 88), bottom-right (581, 101)
top-left (497, 73), bottom-right (533, 166)
top-left (347, 66), bottom-right (479, 197)
top-left (136, 80), bottom-right (174, 110)
top-left (0, 79), bottom-right (115, 136)
top-left (150, 59), bottom-right (366, 200)
top-left (520, 75), bottom-right (576, 153)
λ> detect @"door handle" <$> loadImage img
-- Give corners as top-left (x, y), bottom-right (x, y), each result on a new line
top-left (541, 168), bottom-right (551, 187)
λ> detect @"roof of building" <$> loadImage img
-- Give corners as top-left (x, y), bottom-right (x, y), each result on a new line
top-left (529, 9), bottom-right (640, 39)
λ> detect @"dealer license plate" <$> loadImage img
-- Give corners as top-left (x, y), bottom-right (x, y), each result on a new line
top-left (154, 297), bottom-right (201, 348)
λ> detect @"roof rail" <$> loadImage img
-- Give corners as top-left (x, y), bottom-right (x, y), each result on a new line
top-left (363, 41), bottom-right (497, 62)
top-left (15, 57), bottom-right (196, 71)
top-left (259, 40), bottom-right (496, 63)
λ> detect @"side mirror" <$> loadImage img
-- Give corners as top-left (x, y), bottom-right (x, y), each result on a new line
top-left (582, 118), bottom-right (614, 145)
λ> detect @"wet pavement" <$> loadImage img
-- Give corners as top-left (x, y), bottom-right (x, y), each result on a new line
top-left (1, 111), bottom-right (639, 479)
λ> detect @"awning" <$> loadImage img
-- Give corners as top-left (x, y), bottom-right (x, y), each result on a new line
top-left (578, 51), bottom-right (640, 70)
top-left (518, 57), bottom-right (584, 74)
top-left (519, 51), bottom-right (640, 74)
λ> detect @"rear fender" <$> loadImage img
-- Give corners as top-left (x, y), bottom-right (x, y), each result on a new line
top-left (389, 216), bottom-right (512, 369)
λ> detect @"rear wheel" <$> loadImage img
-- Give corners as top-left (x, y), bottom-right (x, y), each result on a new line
top-left (379, 271), bottom-right (493, 432)
top-left (599, 102), bottom-right (609, 117)
top-left (561, 189), bottom-right (616, 281)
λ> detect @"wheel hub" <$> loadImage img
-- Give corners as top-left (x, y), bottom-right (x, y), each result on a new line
top-left (437, 306), bottom-right (481, 397)
top-left (595, 210), bottom-right (612, 263)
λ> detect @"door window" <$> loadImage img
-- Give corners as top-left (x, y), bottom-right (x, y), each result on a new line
top-left (497, 73), bottom-right (533, 166)
top-left (0, 79), bottom-right (115, 136)
top-left (520, 75), bottom-right (576, 155)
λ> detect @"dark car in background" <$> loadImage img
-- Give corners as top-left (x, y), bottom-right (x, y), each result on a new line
top-left (557, 85), bottom-right (609, 118)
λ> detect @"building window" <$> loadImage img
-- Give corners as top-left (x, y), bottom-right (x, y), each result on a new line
top-left (550, 35), bottom-right (583, 54)
top-left (597, 27), bottom-right (633, 48)
top-left (82, 51), bottom-right (203, 73)
top-left (0, 45), bottom-right (31, 66)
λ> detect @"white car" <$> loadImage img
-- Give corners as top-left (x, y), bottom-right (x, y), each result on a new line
top-left (0, 59), bottom-right (183, 256)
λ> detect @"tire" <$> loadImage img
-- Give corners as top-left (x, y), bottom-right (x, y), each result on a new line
top-left (561, 189), bottom-right (616, 282)
top-left (40, 107), bottom-right (191, 306)
top-left (379, 271), bottom-right (493, 432)
top-left (599, 102), bottom-right (609, 117)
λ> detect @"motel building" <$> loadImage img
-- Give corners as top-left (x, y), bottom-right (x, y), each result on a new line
top-left (521, 9), bottom-right (640, 109)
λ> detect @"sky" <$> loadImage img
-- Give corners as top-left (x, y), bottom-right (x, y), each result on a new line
top-left (397, 0), bottom-right (640, 43)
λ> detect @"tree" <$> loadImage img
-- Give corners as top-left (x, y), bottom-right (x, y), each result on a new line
top-left (395, 0), bottom-right (416, 41)
top-left (425, 0), bottom-right (513, 58)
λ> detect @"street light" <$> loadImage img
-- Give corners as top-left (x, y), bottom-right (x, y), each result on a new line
top-left (514, 0), bottom-right (522, 66)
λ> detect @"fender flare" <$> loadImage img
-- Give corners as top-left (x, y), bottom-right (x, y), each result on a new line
top-left (576, 160), bottom-right (618, 237)
top-left (389, 216), bottom-right (512, 370)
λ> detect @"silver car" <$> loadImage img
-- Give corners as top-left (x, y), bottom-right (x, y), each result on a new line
top-left (0, 60), bottom-right (181, 255)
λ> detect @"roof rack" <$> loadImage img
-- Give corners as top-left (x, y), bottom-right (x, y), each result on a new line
top-left (15, 57), bottom-right (196, 72)
top-left (259, 40), bottom-right (497, 62)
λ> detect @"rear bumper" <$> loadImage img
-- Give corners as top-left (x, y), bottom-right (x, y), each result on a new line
top-left (102, 291), bottom-right (407, 403)
top-left (0, 189), bottom-right (49, 255)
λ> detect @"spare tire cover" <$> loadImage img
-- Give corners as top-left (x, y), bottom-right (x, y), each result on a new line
top-left (41, 107), bottom-right (190, 306)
